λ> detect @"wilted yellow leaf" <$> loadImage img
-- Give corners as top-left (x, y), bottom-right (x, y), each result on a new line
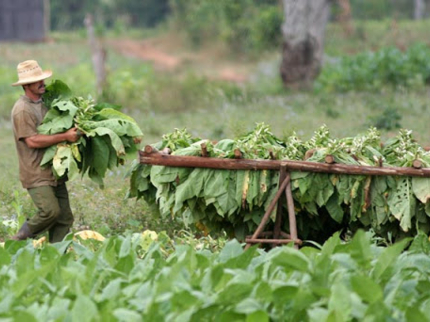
top-left (74, 230), bottom-right (105, 241)
top-left (33, 236), bottom-right (47, 247)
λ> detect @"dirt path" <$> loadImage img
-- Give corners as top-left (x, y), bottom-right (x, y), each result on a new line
top-left (109, 39), bottom-right (181, 70)
top-left (107, 38), bottom-right (250, 83)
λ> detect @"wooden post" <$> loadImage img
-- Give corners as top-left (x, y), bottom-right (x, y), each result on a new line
top-left (201, 143), bottom-right (208, 157)
top-left (245, 174), bottom-right (291, 250)
top-left (285, 172), bottom-right (298, 249)
top-left (273, 164), bottom-right (287, 242)
top-left (84, 13), bottom-right (107, 97)
top-left (234, 149), bottom-right (242, 159)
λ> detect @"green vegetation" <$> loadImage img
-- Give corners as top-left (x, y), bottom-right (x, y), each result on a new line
top-left (39, 80), bottom-right (143, 187)
top-left (130, 124), bottom-right (430, 243)
top-left (316, 43), bottom-right (430, 92)
top-left (169, 0), bottom-right (282, 54)
top-left (1, 230), bottom-right (430, 320)
top-left (2, 7), bottom-right (430, 320)
top-left (2, 20), bottom-right (430, 242)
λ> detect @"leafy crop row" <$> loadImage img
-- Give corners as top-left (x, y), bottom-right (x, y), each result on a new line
top-left (316, 43), bottom-right (430, 92)
top-left (1, 230), bottom-right (430, 320)
top-left (129, 123), bottom-right (430, 243)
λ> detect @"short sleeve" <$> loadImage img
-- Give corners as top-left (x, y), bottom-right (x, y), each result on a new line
top-left (13, 110), bottom-right (38, 141)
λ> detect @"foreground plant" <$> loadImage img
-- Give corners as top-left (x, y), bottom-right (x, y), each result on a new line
top-left (1, 230), bottom-right (430, 321)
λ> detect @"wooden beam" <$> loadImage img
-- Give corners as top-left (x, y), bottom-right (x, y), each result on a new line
top-left (139, 149), bottom-right (430, 177)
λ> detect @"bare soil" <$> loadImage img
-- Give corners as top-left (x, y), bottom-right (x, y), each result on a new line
top-left (107, 36), bottom-right (251, 83)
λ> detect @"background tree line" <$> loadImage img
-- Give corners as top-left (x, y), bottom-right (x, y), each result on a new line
top-left (50, 0), bottom-right (429, 31)
top-left (49, 0), bottom-right (429, 89)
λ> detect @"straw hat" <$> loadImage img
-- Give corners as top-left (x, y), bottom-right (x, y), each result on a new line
top-left (11, 60), bottom-right (52, 86)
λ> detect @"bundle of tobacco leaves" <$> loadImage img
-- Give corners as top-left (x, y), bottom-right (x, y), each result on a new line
top-left (39, 80), bottom-right (143, 187)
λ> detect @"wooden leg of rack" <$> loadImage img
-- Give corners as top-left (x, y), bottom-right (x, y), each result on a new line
top-left (285, 172), bottom-right (298, 249)
top-left (273, 165), bottom-right (287, 246)
top-left (244, 173), bottom-right (290, 250)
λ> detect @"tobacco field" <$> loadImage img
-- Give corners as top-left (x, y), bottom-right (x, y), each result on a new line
top-left (1, 230), bottom-right (430, 321)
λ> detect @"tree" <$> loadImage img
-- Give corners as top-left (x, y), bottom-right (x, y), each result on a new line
top-left (279, 0), bottom-right (332, 88)
top-left (84, 14), bottom-right (107, 97)
top-left (414, 0), bottom-right (425, 19)
top-left (336, 0), bottom-right (353, 36)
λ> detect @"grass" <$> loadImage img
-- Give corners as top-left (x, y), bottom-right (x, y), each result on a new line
top-left (1, 20), bottom-right (430, 241)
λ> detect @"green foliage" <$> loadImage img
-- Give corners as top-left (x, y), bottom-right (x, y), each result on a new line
top-left (130, 124), bottom-right (430, 243)
top-left (350, 0), bottom-right (418, 20)
top-left (169, 0), bottom-right (283, 53)
top-left (316, 43), bottom-right (430, 92)
top-left (1, 231), bottom-right (430, 320)
top-left (369, 107), bottom-right (402, 130)
top-left (39, 80), bottom-right (143, 188)
top-left (49, 0), bottom-right (170, 30)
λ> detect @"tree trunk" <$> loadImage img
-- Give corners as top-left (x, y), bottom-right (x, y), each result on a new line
top-left (336, 0), bottom-right (353, 36)
top-left (84, 14), bottom-right (107, 97)
top-left (43, 0), bottom-right (50, 40)
top-left (414, 0), bottom-right (425, 20)
top-left (280, 0), bottom-right (331, 88)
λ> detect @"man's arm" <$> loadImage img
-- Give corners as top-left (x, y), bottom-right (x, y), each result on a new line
top-left (25, 127), bottom-right (80, 149)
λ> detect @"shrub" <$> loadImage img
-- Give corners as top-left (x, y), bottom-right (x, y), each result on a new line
top-left (315, 43), bottom-right (430, 92)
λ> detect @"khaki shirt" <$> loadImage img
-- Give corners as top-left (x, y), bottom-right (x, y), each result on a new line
top-left (11, 95), bottom-right (57, 189)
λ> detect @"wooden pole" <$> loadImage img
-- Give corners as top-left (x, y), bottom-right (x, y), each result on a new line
top-left (245, 174), bottom-right (290, 250)
top-left (285, 172), bottom-right (298, 249)
top-left (273, 164), bottom-right (287, 241)
top-left (140, 149), bottom-right (430, 178)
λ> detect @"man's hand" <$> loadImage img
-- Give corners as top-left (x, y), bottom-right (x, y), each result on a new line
top-left (64, 127), bottom-right (81, 143)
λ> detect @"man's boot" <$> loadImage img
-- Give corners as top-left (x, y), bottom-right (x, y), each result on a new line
top-left (11, 222), bottom-right (35, 241)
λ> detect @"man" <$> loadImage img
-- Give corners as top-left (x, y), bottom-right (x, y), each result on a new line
top-left (11, 60), bottom-right (80, 242)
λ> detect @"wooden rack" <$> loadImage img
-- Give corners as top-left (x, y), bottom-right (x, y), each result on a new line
top-left (140, 145), bottom-right (430, 249)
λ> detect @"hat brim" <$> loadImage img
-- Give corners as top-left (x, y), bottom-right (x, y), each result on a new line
top-left (11, 70), bottom-right (53, 86)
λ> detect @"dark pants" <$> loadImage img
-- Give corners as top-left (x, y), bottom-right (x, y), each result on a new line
top-left (27, 183), bottom-right (74, 243)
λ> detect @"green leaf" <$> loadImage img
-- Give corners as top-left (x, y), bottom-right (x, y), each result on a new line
top-left (350, 275), bottom-right (383, 304)
top-left (268, 246), bottom-right (311, 272)
top-left (38, 100), bottom-right (78, 134)
top-left (89, 127), bottom-right (125, 156)
top-left (12, 311), bottom-right (38, 322)
top-left (412, 177), bottom-right (430, 204)
top-left (0, 246), bottom-right (11, 267)
top-left (43, 79), bottom-right (72, 108)
top-left (205, 170), bottom-right (228, 198)
top-left (218, 239), bottom-right (245, 263)
top-left (94, 102), bottom-right (122, 111)
top-left (235, 170), bottom-right (248, 207)
top-left (217, 282), bottom-right (253, 305)
top-left (246, 311), bottom-right (269, 322)
top-left (52, 145), bottom-right (79, 180)
top-left (372, 237), bottom-right (411, 281)
top-left (71, 295), bottom-right (99, 321)
top-left (328, 282), bottom-right (351, 322)
top-left (405, 306), bottom-right (429, 322)
top-left (408, 231), bottom-right (430, 254)
top-left (113, 308), bottom-right (142, 322)
top-left (326, 193), bottom-right (343, 223)
top-left (89, 136), bottom-right (110, 178)
top-left (387, 177), bottom-right (415, 231)
top-left (272, 285), bottom-right (299, 302)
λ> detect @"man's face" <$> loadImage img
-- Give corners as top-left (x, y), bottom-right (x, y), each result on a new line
top-left (24, 80), bottom-right (46, 97)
